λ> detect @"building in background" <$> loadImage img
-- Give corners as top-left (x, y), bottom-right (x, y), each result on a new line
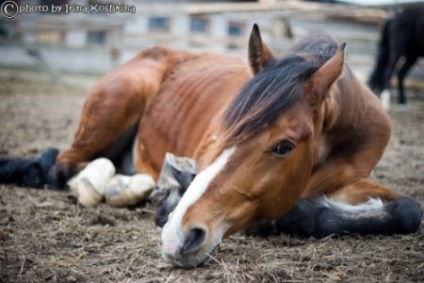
top-left (0, 0), bottom-right (389, 75)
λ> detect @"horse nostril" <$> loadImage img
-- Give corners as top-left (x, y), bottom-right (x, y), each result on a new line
top-left (155, 213), bottom-right (168, 228)
top-left (180, 227), bottom-right (207, 256)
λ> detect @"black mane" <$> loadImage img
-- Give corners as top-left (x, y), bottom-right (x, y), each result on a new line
top-left (222, 34), bottom-right (338, 144)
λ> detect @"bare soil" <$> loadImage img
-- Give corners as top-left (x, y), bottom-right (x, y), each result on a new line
top-left (1, 70), bottom-right (424, 283)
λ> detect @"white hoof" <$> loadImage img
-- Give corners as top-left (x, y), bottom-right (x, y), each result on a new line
top-left (105, 174), bottom-right (155, 207)
top-left (380, 89), bottom-right (391, 112)
top-left (68, 158), bottom-right (115, 207)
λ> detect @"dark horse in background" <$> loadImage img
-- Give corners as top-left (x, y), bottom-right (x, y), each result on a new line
top-left (368, 5), bottom-right (424, 109)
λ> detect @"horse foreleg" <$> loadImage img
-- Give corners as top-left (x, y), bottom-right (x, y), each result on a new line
top-left (276, 179), bottom-right (421, 237)
top-left (397, 55), bottom-right (418, 106)
top-left (327, 178), bottom-right (398, 204)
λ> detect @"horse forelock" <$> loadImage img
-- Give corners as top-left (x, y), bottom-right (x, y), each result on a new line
top-left (218, 34), bottom-right (340, 147)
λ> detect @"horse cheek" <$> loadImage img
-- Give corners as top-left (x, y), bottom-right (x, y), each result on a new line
top-left (224, 199), bottom-right (259, 236)
top-left (262, 150), bottom-right (312, 219)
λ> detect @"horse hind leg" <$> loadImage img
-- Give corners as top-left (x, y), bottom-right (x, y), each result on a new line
top-left (380, 51), bottom-right (402, 112)
top-left (368, 18), bottom-right (392, 94)
top-left (276, 179), bottom-right (421, 237)
top-left (48, 48), bottom-right (172, 189)
top-left (47, 87), bottom-right (145, 189)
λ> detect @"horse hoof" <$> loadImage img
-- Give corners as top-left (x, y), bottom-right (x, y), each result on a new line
top-left (74, 177), bottom-right (104, 207)
top-left (67, 158), bottom-right (115, 207)
top-left (390, 196), bottom-right (422, 234)
top-left (105, 174), bottom-right (155, 207)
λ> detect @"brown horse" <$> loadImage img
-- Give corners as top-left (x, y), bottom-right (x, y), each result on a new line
top-left (49, 25), bottom-right (421, 268)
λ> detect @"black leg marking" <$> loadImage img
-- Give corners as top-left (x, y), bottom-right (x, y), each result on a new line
top-left (275, 197), bottom-right (422, 238)
top-left (0, 148), bottom-right (59, 189)
top-left (388, 196), bottom-right (422, 234)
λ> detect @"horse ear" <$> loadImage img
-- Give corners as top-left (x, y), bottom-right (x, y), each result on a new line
top-left (308, 42), bottom-right (346, 105)
top-left (248, 24), bottom-right (275, 74)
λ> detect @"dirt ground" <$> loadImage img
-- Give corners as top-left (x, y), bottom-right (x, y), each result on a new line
top-left (0, 68), bottom-right (424, 283)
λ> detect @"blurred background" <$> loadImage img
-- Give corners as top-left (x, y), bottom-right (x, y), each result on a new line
top-left (0, 0), bottom-right (423, 87)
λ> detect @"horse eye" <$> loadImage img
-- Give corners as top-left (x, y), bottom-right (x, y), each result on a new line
top-left (272, 140), bottom-right (295, 156)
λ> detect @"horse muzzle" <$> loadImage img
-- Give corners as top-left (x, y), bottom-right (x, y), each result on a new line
top-left (161, 223), bottom-right (222, 268)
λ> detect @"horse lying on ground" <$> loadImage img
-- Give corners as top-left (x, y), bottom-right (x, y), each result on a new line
top-left (48, 24), bottom-right (421, 268)
top-left (368, 5), bottom-right (424, 110)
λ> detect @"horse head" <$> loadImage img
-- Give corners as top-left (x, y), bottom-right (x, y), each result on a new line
top-left (161, 24), bottom-right (346, 267)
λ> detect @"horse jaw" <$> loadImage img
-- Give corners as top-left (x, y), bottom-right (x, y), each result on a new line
top-left (161, 147), bottom-right (235, 268)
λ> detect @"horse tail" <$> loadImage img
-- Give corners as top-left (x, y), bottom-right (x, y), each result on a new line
top-left (368, 18), bottom-right (393, 93)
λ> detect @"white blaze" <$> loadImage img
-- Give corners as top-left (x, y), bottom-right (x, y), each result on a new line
top-left (161, 147), bottom-right (235, 256)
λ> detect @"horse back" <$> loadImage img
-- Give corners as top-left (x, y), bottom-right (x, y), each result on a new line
top-left (392, 5), bottom-right (424, 54)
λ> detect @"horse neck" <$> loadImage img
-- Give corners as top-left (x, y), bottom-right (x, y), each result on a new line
top-left (311, 66), bottom-right (368, 166)
top-left (192, 66), bottom-right (252, 167)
